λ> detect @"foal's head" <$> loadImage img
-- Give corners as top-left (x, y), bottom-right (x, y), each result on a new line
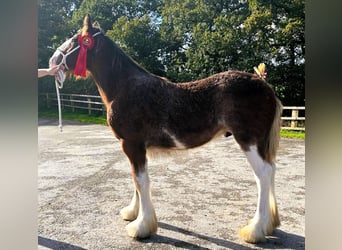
top-left (49, 14), bottom-right (102, 78)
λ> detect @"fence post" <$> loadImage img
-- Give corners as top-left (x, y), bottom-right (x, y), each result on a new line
top-left (87, 97), bottom-right (92, 115)
top-left (290, 109), bottom-right (299, 129)
top-left (102, 104), bottom-right (106, 116)
top-left (70, 95), bottom-right (75, 112)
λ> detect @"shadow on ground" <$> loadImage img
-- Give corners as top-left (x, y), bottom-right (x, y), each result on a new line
top-left (38, 236), bottom-right (87, 250)
top-left (140, 222), bottom-right (304, 250)
top-left (39, 222), bottom-right (304, 250)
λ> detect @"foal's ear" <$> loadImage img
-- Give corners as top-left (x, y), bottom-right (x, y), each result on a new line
top-left (82, 14), bottom-right (93, 34)
top-left (92, 21), bottom-right (101, 30)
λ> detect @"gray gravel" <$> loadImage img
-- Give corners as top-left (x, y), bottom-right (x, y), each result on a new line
top-left (38, 118), bottom-right (305, 249)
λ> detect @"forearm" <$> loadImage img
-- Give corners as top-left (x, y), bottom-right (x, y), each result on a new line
top-left (38, 69), bottom-right (50, 78)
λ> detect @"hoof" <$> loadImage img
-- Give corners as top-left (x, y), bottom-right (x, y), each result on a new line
top-left (126, 217), bottom-right (157, 239)
top-left (247, 218), bottom-right (254, 225)
top-left (120, 206), bottom-right (138, 221)
top-left (239, 223), bottom-right (266, 243)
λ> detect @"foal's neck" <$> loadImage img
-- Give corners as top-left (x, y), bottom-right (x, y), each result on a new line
top-left (89, 38), bottom-right (151, 106)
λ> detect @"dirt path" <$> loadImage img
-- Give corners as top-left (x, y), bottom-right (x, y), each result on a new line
top-left (38, 118), bottom-right (305, 249)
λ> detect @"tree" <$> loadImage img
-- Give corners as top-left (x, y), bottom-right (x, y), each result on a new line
top-left (38, 0), bottom-right (82, 67)
top-left (107, 15), bottom-right (165, 76)
top-left (159, 0), bottom-right (250, 81)
top-left (159, 0), bottom-right (305, 105)
top-left (72, 0), bottom-right (165, 75)
top-left (38, 0), bottom-right (83, 95)
top-left (71, 0), bottom-right (162, 32)
top-left (38, 0), bottom-right (305, 106)
top-left (241, 0), bottom-right (305, 105)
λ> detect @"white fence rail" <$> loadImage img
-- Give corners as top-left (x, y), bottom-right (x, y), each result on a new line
top-left (39, 93), bottom-right (305, 131)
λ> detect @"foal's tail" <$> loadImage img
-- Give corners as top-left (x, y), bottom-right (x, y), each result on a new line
top-left (265, 98), bottom-right (283, 163)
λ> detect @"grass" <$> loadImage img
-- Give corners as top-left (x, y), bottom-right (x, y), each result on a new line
top-left (39, 110), bottom-right (305, 139)
top-left (280, 129), bottom-right (305, 139)
top-left (39, 110), bottom-right (107, 125)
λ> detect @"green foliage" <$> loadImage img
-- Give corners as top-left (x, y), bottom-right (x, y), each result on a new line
top-left (38, 0), bottom-right (305, 106)
top-left (107, 15), bottom-right (165, 76)
top-left (71, 0), bottom-right (162, 32)
top-left (280, 129), bottom-right (305, 139)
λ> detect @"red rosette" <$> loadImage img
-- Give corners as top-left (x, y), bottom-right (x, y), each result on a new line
top-left (74, 33), bottom-right (95, 77)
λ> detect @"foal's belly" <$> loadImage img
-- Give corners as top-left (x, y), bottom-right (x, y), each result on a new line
top-left (146, 127), bottom-right (227, 158)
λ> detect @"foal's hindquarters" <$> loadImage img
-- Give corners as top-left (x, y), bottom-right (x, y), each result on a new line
top-left (232, 97), bottom-right (282, 243)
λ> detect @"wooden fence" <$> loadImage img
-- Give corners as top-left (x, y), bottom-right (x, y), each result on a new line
top-left (281, 106), bottom-right (305, 131)
top-left (40, 93), bottom-right (106, 115)
top-left (39, 93), bottom-right (305, 131)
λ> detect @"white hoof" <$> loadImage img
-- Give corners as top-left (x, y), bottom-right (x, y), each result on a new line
top-left (239, 222), bottom-right (266, 243)
top-left (120, 206), bottom-right (138, 221)
top-left (126, 215), bottom-right (157, 239)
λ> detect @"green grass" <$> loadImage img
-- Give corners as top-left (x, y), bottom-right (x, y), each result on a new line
top-left (39, 110), bottom-right (107, 125)
top-left (280, 129), bottom-right (305, 139)
top-left (39, 110), bottom-right (305, 139)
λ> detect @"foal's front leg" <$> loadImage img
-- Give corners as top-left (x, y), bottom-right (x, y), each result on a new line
top-left (121, 141), bottom-right (157, 238)
top-left (120, 190), bottom-right (139, 221)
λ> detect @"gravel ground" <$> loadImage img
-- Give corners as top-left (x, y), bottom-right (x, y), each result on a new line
top-left (38, 118), bottom-right (305, 250)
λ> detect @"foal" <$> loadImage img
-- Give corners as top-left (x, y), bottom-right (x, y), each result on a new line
top-left (49, 14), bottom-right (282, 243)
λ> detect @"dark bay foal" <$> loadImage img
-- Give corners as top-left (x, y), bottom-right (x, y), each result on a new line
top-left (49, 14), bottom-right (282, 243)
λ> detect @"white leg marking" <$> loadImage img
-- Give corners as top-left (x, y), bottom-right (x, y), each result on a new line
top-left (269, 162), bottom-right (280, 229)
top-left (126, 168), bottom-right (157, 238)
top-left (120, 190), bottom-right (139, 221)
top-left (240, 145), bottom-right (274, 243)
top-left (163, 129), bottom-right (187, 149)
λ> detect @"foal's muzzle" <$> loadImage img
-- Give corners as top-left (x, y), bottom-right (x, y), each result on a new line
top-left (49, 38), bottom-right (79, 84)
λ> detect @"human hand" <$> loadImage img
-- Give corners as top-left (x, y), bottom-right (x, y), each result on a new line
top-left (47, 65), bottom-right (61, 76)
top-left (38, 65), bottom-right (63, 78)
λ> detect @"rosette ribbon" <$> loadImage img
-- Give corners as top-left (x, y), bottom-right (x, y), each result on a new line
top-left (74, 33), bottom-right (95, 77)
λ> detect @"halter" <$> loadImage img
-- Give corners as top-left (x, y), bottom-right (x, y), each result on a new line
top-left (56, 31), bottom-right (102, 78)
top-left (54, 31), bottom-right (102, 131)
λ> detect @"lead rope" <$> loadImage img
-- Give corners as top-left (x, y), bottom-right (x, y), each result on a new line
top-left (55, 69), bottom-right (65, 132)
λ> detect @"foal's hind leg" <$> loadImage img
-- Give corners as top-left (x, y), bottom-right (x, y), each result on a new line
top-left (239, 145), bottom-right (279, 243)
top-left (121, 141), bottom-right (157, 238)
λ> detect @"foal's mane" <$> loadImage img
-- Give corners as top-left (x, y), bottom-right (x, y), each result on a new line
top-left (97, 34), bottom-right (149, 75)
